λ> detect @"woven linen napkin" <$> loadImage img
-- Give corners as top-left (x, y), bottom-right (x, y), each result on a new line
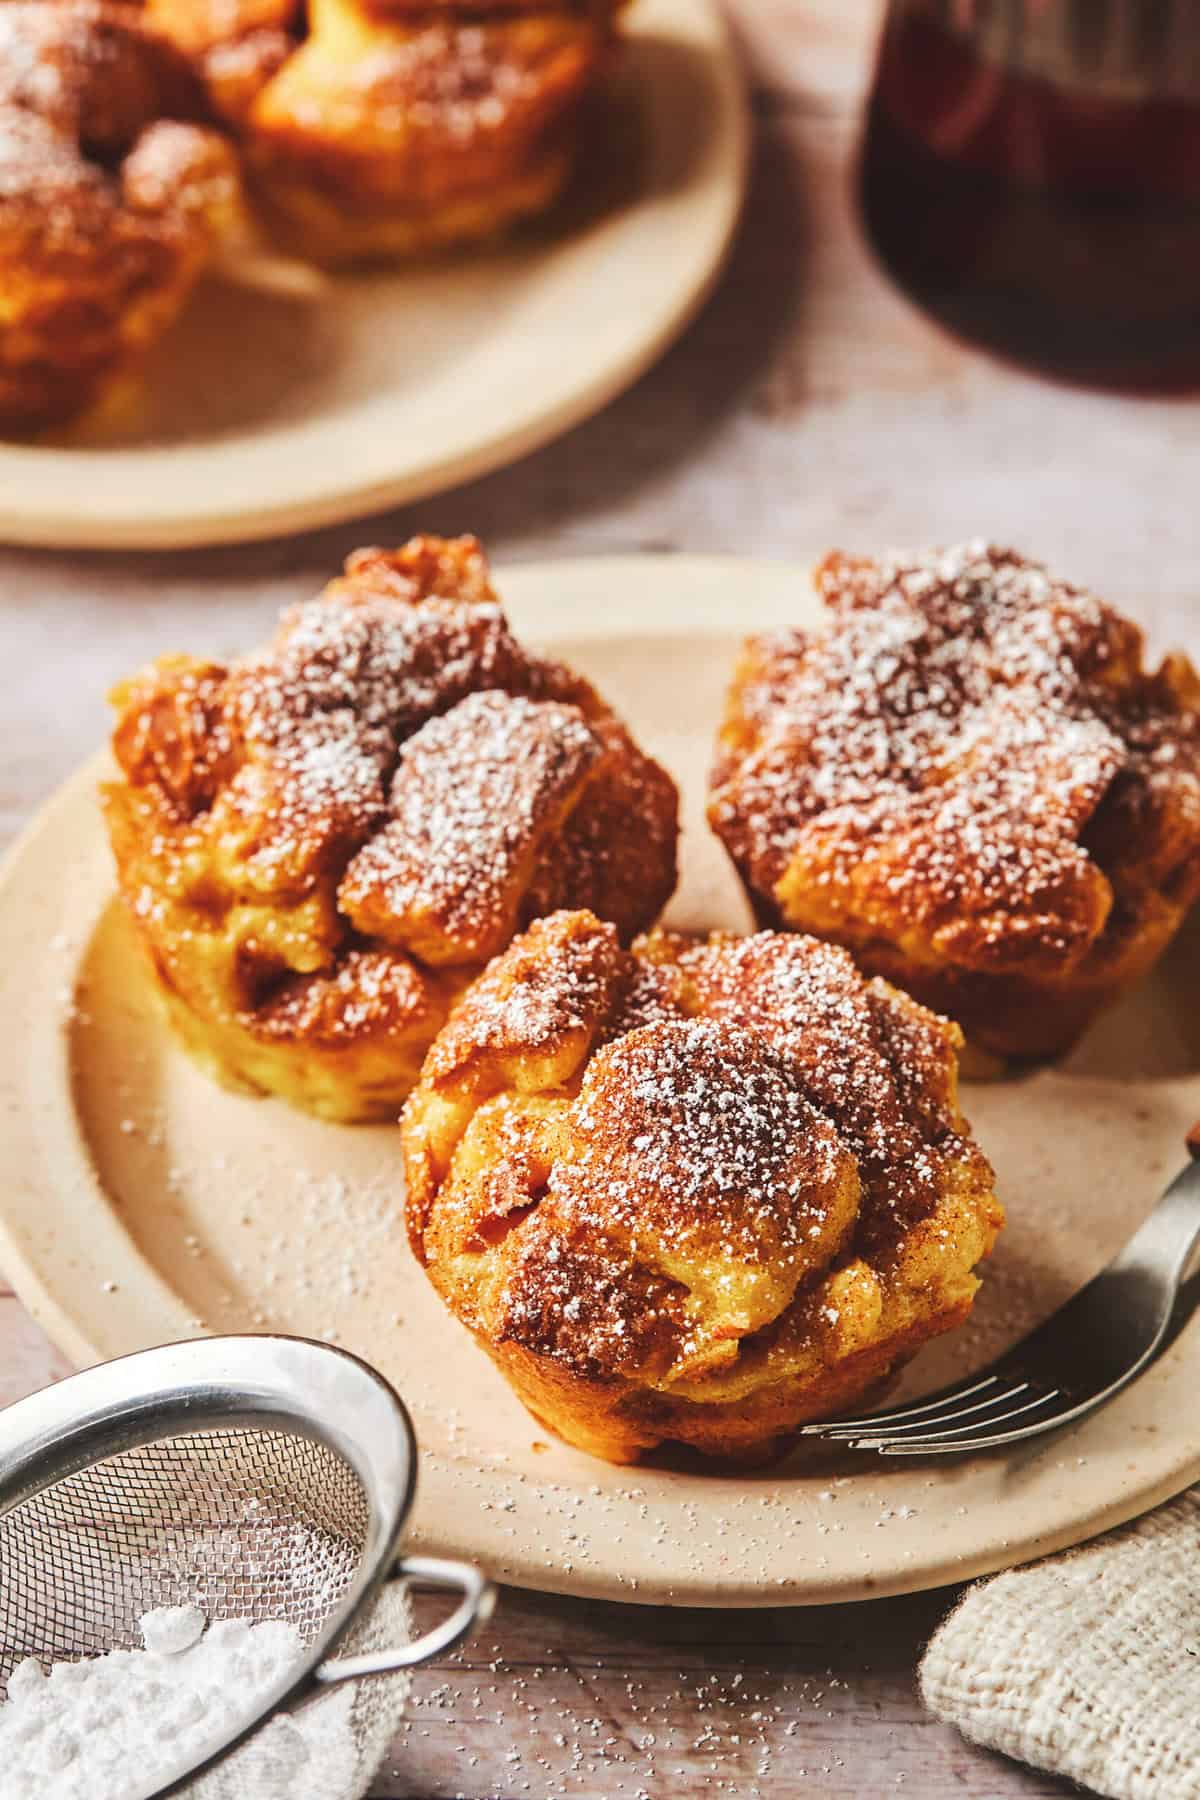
top-left (187, 1583), bottom-right (413, 1800)
top-left (921, 1490), bottom-right (1200, 1799)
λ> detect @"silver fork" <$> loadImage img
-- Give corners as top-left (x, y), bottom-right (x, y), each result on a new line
top-left (801, 1124), bottom-right (1200, 1456)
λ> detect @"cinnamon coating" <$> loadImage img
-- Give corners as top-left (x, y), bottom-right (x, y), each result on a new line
top-left (101, 536), bottom-right (678, 1121)
top-left (403, 909), bottom-right (1002, 1463)
top-left (709, 543), bottom-right (1200, 1061)
top-left (147, 0), bottom-right (623, 263)
top-left (0, 1), bottom-right (242, 432)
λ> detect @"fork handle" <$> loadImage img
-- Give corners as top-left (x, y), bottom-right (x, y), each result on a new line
top-left (1112, 1130), bottom-right (1200, 1290)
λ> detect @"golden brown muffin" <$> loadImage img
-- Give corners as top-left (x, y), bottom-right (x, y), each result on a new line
top-left (403, 909), bottom-right (1003, 1463)
top-left (147, 0), bottom-right (621, 264)
top-left (0, 1), bottom-right (245, 432)
top-left (101, 536), bottom-right (678, 1123)
top-left (708, 543), bottom-right (1200, 1063)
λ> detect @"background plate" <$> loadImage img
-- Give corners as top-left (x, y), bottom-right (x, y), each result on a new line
top-left (0, 0), bottom-right (747, 549)
top-left (2, 555), bottom-right (1199, 1605)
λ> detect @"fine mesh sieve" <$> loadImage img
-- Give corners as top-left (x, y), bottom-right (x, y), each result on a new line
top-left (0, 1335), bottom-right (495, 1797)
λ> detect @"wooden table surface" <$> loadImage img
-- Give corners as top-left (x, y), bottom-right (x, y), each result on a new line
top-left (4, 0), bottom-right (1198, 1791)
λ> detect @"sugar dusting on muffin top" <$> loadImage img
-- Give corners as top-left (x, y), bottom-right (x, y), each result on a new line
top-left (224, 541), bottom-right (533, 858)
top-left (710, 542), bottom-right (1200, 960)
top-left (409, 911), bottom-right (994, 1385)
top-left (109, 540), bottom-right (678, 1039)
top-left (121, 539), bottom-right (619, 917)
top-left (340, 689), bottom-right (605, 960)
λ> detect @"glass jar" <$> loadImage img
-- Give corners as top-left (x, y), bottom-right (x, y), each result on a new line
top-left (860, 0), bottom-right (1200, 386)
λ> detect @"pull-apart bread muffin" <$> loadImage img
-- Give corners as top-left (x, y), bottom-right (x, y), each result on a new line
top-left (147, 0), bottom-right (623, 263)
top-left (709, 543), bottom-right (1200, 1063)
top-left (0, 1), bottom-right (244, 432)
top-left (403, 909), bottom-right (1002, 1463)
top-left (102, 537), bottom-right (678, 1122)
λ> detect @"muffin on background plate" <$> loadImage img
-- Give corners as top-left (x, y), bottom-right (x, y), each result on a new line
top-left (402, 908), bottom-right (1002, 1464)
top-left (0, 0), bottom-right (245, 433)
top-left (101, 536), bottom-right (678, 1122)
top-left (709, 543), bottom-right (1200, 1063)
top-left (147, 0), bottom-right (626, 264)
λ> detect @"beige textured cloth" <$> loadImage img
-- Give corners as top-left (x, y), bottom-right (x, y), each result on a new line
top-left (921, 1491), bottom-right (1200, 1799)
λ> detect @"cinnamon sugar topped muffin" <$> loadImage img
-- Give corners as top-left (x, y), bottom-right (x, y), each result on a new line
top-left (709, 543), bottom-right (1200, 1061)
top-left (0, 0), bottom-right (244, 432)
top-left (102, 536), bottom-right (678, 1120)
top-left (403, 909), bottom-right (1002, 1463)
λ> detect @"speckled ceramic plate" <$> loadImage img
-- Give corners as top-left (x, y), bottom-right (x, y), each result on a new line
top-left (2, 555), bottom-right (1199, 1605)
top-left (0, 0), bottom-right (747, 550)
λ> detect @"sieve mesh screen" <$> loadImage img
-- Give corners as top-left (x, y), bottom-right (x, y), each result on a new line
top-left (0, 1428), bottom-right (368, 1695)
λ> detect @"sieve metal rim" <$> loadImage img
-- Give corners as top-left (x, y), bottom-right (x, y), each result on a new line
top-left (0, 1334), bottom-right (495, 1796)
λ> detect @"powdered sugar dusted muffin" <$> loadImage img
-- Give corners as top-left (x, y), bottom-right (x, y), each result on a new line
top-left (402, 909), bottom-right (1002, 1463)
top-left (102, 537), bottom-right (678, 1121)
top-left (708, 543), bottom-right (1200, 1061)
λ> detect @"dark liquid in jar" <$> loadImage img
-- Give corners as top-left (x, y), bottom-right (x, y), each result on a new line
top-left (860, 9), bottom-right (1200, 388)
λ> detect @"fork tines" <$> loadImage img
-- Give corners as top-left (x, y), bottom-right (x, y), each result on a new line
top-left (800, 1375), bottom-right (1066, 1455)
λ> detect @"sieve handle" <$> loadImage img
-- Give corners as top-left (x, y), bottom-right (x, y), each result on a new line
top-left (313, 1555), bottom-right (497, 1683)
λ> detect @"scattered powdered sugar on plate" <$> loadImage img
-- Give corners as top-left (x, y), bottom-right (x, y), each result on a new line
top-left (0, 1609), bottom-right (307, 1799)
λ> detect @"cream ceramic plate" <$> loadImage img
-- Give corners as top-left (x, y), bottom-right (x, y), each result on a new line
top-left (3, 555), bottom-right (1200, 1606)
top-left (0, 0), bottom-right (746, 550)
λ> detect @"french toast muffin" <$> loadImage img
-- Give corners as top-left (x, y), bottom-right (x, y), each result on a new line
top-left (102, 537), bottom-right (678, 1121)
top-left (403, 909), bottom-right (1002, 1463)
top-left (0, 1), bottom-right (243, 432)
top-left (709, 543), bottom-right (1200, 1062)
top-left (146, 0), bottom-right (624, 263)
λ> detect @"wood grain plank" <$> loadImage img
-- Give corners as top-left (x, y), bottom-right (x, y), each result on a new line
top-left (366, 1587), bottom-right (1079, 1797)
top-left (0, 1294), bottom-right (68, 1407)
